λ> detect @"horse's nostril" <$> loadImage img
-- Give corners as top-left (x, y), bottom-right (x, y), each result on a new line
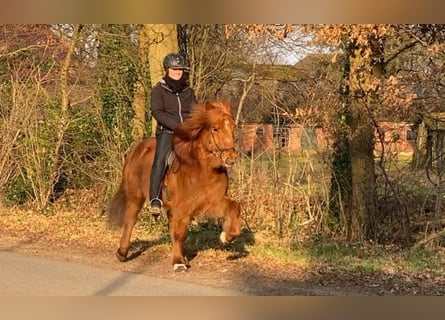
top-left (225, 158), bottom-right (236, 167)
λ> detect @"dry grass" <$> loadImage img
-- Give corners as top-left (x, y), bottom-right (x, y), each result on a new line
top-left (0, 205), bottom-right (168, 251)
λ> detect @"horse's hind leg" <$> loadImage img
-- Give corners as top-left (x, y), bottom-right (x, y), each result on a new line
top-left (116, 200), bottom-right (142, 262)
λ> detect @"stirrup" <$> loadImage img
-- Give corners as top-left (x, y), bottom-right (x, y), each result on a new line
top-left (149, 198), bottom-right (163, 216)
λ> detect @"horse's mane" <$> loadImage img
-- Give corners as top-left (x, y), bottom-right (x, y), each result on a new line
top-left (173, 100), bottom-right (233, 164)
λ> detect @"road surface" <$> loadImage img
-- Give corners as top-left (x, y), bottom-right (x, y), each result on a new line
top-left (0, 251), bottom-right (247, 296)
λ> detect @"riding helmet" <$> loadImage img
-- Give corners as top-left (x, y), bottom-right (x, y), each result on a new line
top-left (163, 53), bottom-right (188, 70)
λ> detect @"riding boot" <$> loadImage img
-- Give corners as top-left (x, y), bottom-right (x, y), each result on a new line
top-left (149, 161), bottom-right (165, 217)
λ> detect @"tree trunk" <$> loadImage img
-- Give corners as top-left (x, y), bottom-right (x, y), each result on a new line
top-left (412, 120), bottom-right (430, 169)
top-left (131, 25), bottom-right (150, 141)
top-left (349, 117), bottom-right (376, 241)
top-left (329, 36), bottom-right (381, 242)
top-left (329, 42), bottom-right (352, 239)
top-left (348, 42), bottom-right (379, 241)
top-left (146, 24), bottom-right (179, 136)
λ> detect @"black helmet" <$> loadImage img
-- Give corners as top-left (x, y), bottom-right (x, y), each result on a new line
top-left (163, 53), bottom-right (188, 70)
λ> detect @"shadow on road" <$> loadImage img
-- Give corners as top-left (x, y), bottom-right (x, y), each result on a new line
top-left (183, 223), bottom-right (255, 262)
top-left (94, 273), bottom-right (136, 296)
top-left (124, 237), bottom-right (169, 261)
top-left (123, 222), bottom-right (255, 264)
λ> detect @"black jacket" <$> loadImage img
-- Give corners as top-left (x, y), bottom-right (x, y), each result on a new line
top-left (150, 78), bottom-right (198, 132)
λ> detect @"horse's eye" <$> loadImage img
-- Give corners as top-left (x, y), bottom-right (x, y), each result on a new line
top-left (212, 127), bottom-right (218, 133)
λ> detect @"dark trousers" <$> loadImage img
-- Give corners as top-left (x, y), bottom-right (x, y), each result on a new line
top-left (149, 131), bottom-right (173, 202)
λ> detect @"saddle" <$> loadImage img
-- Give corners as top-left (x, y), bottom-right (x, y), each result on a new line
top-left (161, 151), bottom-right (178, 202)
top-left (166, 150), bottom-right (176, 168)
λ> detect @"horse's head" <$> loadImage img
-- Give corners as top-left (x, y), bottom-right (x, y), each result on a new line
top-left (173, 100), bottom-right (238, 168)
top-left (204, 101), bottom-right (238, 167)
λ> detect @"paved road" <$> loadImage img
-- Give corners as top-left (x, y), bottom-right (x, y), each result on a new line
top-left (0, 251), bottom-right (247, 296)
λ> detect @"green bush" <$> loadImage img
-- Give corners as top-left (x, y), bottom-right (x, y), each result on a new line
top-left (4, 175), bottom-right (33, 206)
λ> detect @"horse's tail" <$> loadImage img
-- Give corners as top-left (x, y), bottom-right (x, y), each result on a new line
top-left (107, 182), bottom-right (127, 228)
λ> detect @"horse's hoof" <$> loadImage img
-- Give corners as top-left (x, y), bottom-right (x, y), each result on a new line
top-left (116, 250), bottom-right (127, 262)
top-left (220, 231), bottom-right (229, 244)
top-left (220, 231), bottom-right (237, 244)
top-left (173, 263), bottom-right (188, 272)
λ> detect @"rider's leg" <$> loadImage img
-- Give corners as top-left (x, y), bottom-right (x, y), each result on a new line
top-left (149, 131), bottom-right (173, 217)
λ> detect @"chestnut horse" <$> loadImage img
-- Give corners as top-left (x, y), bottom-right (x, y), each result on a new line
top-left (107, 100), bottom-right (241, 271)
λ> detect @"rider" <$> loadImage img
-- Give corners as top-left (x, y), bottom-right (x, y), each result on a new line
top-left (148, 52), bottom-right (198, 217)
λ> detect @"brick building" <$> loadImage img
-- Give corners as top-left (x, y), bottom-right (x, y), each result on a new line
top-left (238, 122), bottom-right (414, 155)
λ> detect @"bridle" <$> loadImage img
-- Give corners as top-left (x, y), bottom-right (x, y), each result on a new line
top-left (209, 127), bottom-right (236, 159)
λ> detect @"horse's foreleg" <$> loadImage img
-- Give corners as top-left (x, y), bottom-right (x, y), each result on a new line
top-left (116, 200), bottom-right (142, 262)
top-left (168, 213), bottom-right (190, 272)
top-left (220, 198), bottom-right (241, 244)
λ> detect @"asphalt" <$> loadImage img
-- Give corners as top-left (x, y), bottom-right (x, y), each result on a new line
top-left (0, 250), bottom-right (247, 296)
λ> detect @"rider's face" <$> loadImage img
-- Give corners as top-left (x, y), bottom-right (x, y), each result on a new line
top-left (168, 68), bottom-right (184, 80)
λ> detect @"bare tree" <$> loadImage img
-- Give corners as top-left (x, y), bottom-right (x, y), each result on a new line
top-left (130, 24), bottom-right (150, 141)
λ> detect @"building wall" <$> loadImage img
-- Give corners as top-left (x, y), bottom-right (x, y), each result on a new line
top-left (239, 124), bottom-right (275, 153)
top-left (374, 122), bottom-right (414, 153)
top-left (238, 122), bottom-right (414, 154)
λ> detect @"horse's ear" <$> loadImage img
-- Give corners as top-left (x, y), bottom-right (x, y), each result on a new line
top-left (204, 101), bottom-right (218, 111)
top-left (221, 101), bottom-right (233, 117)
